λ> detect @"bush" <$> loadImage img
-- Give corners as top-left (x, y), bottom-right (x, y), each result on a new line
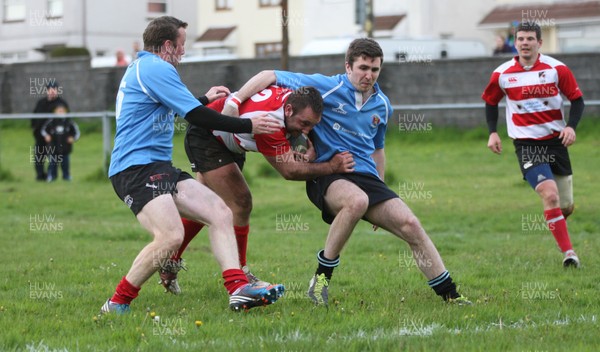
top-left (50, 47), bottom-right (90, 58)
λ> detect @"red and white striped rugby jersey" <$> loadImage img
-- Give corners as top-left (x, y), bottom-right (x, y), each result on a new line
top-left (482, 54), bottom-right (582, 140)
top-left (209, 85), bottom-right (293, 156)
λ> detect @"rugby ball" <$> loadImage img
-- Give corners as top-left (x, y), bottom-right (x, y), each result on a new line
top-left (288, 134), bottom-right (308, 154)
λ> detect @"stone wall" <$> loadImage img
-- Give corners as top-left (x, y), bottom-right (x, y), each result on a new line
top-left (2, 52), bottom-right (598, 128)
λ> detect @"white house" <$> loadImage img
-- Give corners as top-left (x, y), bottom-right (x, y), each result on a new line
top-left (478, 0), bottom-right (600, 53)
top-left (0, 0), bottom-right (197, 64)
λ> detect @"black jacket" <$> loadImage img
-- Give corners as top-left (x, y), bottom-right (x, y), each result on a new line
top-left (41, 118), bottom-right (80, 155)
top-left (32, 97), bottom-right (69, 140)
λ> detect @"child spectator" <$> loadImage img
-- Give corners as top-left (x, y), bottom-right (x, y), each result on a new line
top-left (41, 105), bottom-right (80, 182)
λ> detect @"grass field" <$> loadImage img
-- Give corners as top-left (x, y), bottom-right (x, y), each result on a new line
top-left (0, 118), bottom-right (599, 351)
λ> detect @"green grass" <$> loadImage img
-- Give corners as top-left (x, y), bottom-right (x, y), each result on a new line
top-left (0, 119), bottom-right (599, 351)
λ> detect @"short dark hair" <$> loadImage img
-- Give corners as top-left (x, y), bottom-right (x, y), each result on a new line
top-left (143, 16), bottom-right (188, 52)
top-left (286, 86), bottom-right (323, 117)
top-left (345, 38), bottom-right (384, 67)
top-left (516, 21), bottom-right (542, 40)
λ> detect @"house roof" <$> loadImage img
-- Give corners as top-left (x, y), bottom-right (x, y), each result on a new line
top-left (196, 26), bottom-right (237, 42)
top-left (375, 15), bottom-right (406, 31)
top-left (479, 1), bottom-right (600, 26)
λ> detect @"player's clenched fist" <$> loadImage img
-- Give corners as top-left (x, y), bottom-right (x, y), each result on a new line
top-left (330, 151), bottom-right (355, 173)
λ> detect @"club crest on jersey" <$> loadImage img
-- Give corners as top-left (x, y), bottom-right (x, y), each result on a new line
top-left (370, 114), bottom-right (381, 128)
top-left (538, 71), bottom-right (546, 83)
top-left (332, 102), bottom-right (347, 115)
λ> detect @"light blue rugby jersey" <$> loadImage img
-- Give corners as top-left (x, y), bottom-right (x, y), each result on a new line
top-left (109, 51), bottom-right (201, 177)
top-left (275, 71), bottom-right (392, 177)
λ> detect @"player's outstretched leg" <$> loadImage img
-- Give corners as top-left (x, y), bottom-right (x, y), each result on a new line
top-left (175, 179), bottom-right (285, 311)
top-left (306, 180), bottom-right (367, 307)
top-left (366, 198), bottom-right (472, 304)
top-left (100, 194), bottom-right (185, 315)
top-left (536, 180), bottom-right (580, 268)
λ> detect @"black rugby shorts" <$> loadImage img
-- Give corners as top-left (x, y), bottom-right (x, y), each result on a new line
top-left (110, 161), bottom-right (192, 215)
top-left (184, 125), bottom-right (245, 173)
top-left (306, 172), bottom-right (398, 224)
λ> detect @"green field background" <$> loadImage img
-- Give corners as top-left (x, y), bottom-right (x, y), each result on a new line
top-left (0, 118), bottom-right (598, 351)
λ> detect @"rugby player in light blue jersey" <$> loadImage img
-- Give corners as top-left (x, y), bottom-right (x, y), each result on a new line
top-left (101, 16), bottom-right (284, 315)
top-left (224, 38), bottom-right (471, 306)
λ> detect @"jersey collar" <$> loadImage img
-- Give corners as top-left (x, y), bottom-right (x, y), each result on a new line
top-left (515, 53), bottom-right (542, 71)
top-left (341, 74), bottom-right (380, 96)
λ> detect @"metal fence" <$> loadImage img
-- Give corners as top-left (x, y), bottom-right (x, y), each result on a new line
top-left (393, 100), bottom-right (600, 111)
top-left (1, 100), bottom-right (598, 174)
top-left (0, 111), bottom-right (114, 174)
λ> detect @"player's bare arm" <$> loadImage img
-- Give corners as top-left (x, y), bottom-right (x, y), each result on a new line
top-left (371, 148), bottom-right (386, 181)
top-left (263, 151), bottom-right (354, 181)
top-left (221, 70), bottom-right (277, 117)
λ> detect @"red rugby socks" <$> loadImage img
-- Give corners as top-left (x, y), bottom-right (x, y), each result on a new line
top-left (171, 218), bottom-right (204, 261)
top-left (544, 208), bottom-right (573, 252)
top-left (223, 269), bottom-right (249, 294)
top-left (234, 225), bottom-right (249, 267)
top-left (111, 276), bottom-right (140, 305)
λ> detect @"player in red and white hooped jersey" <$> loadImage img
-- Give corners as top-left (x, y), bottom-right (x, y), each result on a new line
top-left (210, 85), bottom-right (296, 155)
top-left (157, 85), bottom-right (355, 294)
top-left (482, 21), bottom-right (585, 268)
top-left (482, 46), bottom-right (582, 140)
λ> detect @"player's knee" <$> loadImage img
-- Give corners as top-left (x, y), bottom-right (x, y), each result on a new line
top-left (163, 235), bottom-right (183, 252)
top-left (154, 226), bottom-right (184, 252)
top-left (344, 193), bottom-right (369, 217)
top-left (234, 190), bottom-right (253, 215)
top-left (401, 215), bottom-right (424, 238)
top-left (538, 186), bottom-right (560, 207)
top-left (212, 200), bottom-right (234, 225)
top-left (544, 192), bottom-right (560, 207)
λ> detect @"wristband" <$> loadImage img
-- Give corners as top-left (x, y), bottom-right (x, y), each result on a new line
top-left (226, 95), bottom-right (242, 110)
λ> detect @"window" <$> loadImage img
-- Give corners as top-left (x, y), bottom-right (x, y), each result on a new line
top-left (3, 0), bottom-right (26, 22)
top-left (148, 0), bottom-right (167, 13)
top-left (0, 51), bottom-right (27, 63)
top-left (47, 0), bottom-right (62, 17)
top-left (259, 0), bottom-right (280, 7)
top-left (203, 47), bottom-right (233, 56)
top-left (255, 42), bottom-right (282, 58)
top-left (215, 0), bottom-right (233, 11)
top-left (558, 24), bottom-right (600, 53)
